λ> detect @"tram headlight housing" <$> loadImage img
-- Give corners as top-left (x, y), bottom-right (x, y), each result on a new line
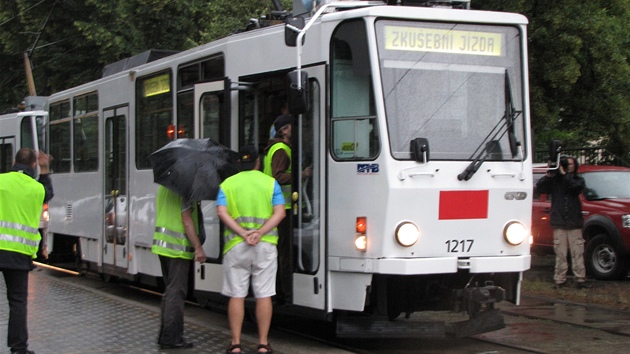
top-left (395, 222), bottom-right (419, 247)
top-left (504, 221), bottom-right (527, 245)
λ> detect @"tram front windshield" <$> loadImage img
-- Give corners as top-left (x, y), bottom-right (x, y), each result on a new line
top-left (375, 20), bottom-right (525, 161)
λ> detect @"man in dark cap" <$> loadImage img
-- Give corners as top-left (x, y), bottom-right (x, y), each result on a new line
top-left (217, 145), bottom-right (285, 354)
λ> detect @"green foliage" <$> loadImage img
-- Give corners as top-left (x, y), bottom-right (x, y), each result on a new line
top-left (0, 0), bottom-right (281, 112)
top-left (477, 0), bottom-right (630, 158)
top-left (1, 0), bottom-right (629, 160)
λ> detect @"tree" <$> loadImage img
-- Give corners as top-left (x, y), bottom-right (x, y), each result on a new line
top-left (2, 0), bottom-right (628, 161)
top-left (0, 0), bottom-right (290, 113)
top-left (476, 0), bottom-right (630, 159)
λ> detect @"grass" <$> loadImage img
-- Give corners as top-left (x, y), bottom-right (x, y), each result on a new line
top-left (522, 258), bottom-right (630, 311)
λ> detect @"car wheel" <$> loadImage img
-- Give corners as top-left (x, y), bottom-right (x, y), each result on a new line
top-left (585, 234), bottom-right (630, 280)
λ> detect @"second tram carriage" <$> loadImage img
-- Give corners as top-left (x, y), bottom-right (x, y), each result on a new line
top-left (43, 0), bottom-right (532, 337)
top-left (0, 101), bottom-right (51, 259)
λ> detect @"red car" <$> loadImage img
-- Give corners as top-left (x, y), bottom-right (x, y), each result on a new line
top-left (532, 165), bottom-right (630, 280)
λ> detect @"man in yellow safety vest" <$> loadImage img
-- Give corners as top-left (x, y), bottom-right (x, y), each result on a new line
top-left (152, 185), bottom-right (206, 349)
top-left (263, 114), bottom-right (311, 305)
top-left (0, 148), bottom-right (52, 354)
top-left (218, 145), bottom-right (285, 354)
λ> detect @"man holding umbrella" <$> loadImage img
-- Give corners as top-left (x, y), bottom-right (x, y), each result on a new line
top-left (149, 138), bottom-right (238, 350)
top-left (152, 185), bottom-right (206, 349)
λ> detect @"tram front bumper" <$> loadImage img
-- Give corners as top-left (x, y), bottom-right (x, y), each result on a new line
top-left (329, 254), bottom-right (531, 274)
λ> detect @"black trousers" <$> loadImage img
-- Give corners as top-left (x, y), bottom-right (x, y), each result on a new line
top-left (157, 256), bottom-right (190, 346)
top-left (1, 269), bottom-right (29, 352)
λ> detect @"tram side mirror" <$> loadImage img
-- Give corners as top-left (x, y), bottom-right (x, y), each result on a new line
top-left (288, 71), bottom-right (309, 115)
top-left (410, 138), bottom-right (429, 163)
top-left (548, 139), bottom-right (562, 167)
top-left (285, 16), bottom-right (305, 47)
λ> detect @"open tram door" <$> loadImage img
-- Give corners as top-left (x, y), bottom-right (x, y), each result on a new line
top-left (289, 65), bottom-right (325, 311)
top-left (103, 106), bottom-right (129, 272)
top-left (193, 80), bottom-right (231, 298)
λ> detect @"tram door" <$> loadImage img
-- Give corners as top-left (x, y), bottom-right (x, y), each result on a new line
top-left (103, 107), bottom-right (129, 270)
top-left (193, 81), bottom-right (230, 294)
top-left (292, 65), bottom-right (325, 310)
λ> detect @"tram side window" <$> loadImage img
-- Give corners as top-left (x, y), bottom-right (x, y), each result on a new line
top-left (73, 93), bottom-right (99, 172)
top-left (20, 117), bottom-right (35, 149)
top-left (136, 72), bottom-right (173, 169)
top-left (0, 138), bottom-right (14, 172)
top-left (330, 19), bottom-right (379, 160)
top-left (177, 91), bottom-right (193, 139)
top-left (200, 92), bottom-right (222, 143)
top-left (49, 101), bottom-right (72, 173)
top-left (177, 56), bottom-right (225, 140)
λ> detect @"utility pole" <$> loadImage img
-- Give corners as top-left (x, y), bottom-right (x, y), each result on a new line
top-left (23, 0), bottom-right (57, 97)
top-left (24, 53), bottom-right (37, 96)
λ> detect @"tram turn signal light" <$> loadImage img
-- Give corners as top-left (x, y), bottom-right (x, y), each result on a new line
top-left (356, 217), bottom-right (367, 234)
top-left (42, 203), bottom-right (49, 222)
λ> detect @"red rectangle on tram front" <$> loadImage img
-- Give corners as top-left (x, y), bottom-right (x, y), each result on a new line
top-left (439, 190), bottom-right (489, 220)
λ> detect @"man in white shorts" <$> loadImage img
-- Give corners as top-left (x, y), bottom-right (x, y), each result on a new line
top-left (217, 145), bottom-right (285, 354)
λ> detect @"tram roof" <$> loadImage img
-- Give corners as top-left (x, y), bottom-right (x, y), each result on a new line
top-left (48, 2), bottom-right (527, 99)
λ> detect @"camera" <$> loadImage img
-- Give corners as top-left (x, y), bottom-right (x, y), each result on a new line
top-left (559, 155), bottom-right (569, 170)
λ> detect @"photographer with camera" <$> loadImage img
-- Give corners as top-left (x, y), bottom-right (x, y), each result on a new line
top-left (536, 155), bottom-right (588, 289)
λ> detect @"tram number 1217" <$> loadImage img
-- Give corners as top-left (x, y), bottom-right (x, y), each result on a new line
top-left (446, 239), bottom-right (474, 253)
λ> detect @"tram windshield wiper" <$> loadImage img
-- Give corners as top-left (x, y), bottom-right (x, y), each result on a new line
top-left (457, 70), bottom-right (522, 181)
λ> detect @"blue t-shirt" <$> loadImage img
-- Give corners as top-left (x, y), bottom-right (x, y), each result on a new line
top-left (217, 180), bottom-right (284, 207)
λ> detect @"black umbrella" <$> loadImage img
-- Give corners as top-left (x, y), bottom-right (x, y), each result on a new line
top-left (149, 138), bottom-right (239, 201)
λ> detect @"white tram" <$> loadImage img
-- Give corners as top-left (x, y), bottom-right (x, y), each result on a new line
top-left (44, 0), bottom-right (532, 337)
top-left (0, 100), bottom-right (51, 256)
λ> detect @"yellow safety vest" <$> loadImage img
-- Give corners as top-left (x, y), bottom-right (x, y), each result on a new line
top-left (0, 171), bottom-right (45, 258)
top-left (151, 186), bottom-right (198, 260)
top-left (220, 170), bottom-right (278, 254)
top-left (263, 142), bottom-right (292, 209)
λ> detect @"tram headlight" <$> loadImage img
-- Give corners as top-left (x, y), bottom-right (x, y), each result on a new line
top-left (355, 235), bottom-right (367, 251)
top-left (504, 221), bottom-right (527, 245)
top-left (395, 222), bottom-right (419, 247)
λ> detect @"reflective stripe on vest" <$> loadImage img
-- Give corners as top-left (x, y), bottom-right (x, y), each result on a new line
top-left (151, 186), bottom-right (196, 260)
top-left (153, 227), bottom-right (195, 253)
top-left (263, 142), bottom-right (292, 209)
top-left (220, 170), bottom-right (278, 254)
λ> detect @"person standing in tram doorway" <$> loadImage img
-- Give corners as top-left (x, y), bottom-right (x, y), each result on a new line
top-left (0, 148), bottom-right (53, 354)
top-left (217, 145), bottom-right (285, 354)
top-left (263, 114), bottom-right (312, 304)
top-left (535, 155), bottom-right (588, 289)
top-left (152, 185), bottom-right (207, 349)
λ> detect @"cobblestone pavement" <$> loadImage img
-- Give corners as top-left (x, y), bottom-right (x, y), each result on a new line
top-left (0, 268), bottom-right (254, 354)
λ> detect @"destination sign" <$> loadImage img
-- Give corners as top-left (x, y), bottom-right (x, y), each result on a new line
top-left (384, 26), bottom-right (502, 56)
top-left (144, 74), bottom-right (171, 97)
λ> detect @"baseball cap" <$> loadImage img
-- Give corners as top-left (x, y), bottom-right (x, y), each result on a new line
top-left (273, 114), bottom-right (293, 133)
top-left (238, 145), bottom-right (259, 170)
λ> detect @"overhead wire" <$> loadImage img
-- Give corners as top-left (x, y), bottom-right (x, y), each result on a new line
top-left (0, 0), bottom-right (53, 27)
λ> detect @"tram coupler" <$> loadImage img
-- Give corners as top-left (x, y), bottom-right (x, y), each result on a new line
top-left (448, 281), bottom-right (507, 337)
top-left (453, 281), bottom-right (506, 317)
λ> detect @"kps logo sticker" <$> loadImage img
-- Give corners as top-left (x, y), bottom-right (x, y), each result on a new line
top-left (357, 164), bottom-right (379, 175)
